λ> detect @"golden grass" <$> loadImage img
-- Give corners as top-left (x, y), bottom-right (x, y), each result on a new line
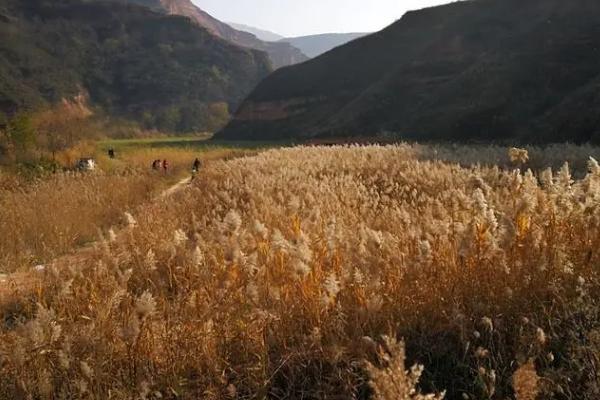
top-left (0, 171), bottom-right (159, 273)
top-left (101, 146), bottom-right (258, 178)
top-left (0, 144), bottom-right (599, 399)
top-left (512, 360), bottom-right (539, 400)
top-left (0, 146), bottom-right (258, 274)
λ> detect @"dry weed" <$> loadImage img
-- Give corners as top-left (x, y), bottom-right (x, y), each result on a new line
top-left (0, 144), bottom-right (599, 399)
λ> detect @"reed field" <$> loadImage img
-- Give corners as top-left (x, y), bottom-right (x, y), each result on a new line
top-left (0, 145), bottom-right (258, 274)
top-left (0, 144), bottom-right (599, 399)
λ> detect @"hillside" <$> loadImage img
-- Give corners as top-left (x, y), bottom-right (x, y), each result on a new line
top-left (114, 0), bottom-right (308, 68)
top-left (0, 0), bottom-right (271, 132)
top-left (280, 32), bottom-right (369, 58)
top-left (228, 22), bottom-right (284, 42)
top-left (218, 0), bottom-right (600, 144)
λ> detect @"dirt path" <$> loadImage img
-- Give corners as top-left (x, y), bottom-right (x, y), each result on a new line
top-left (0, 176), bottom-right (193, 305)
top-left (159, 176), bottom-right (191, 198)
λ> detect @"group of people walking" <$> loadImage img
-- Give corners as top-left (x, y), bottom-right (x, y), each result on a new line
top-left (107, 148), bottom-right (202, 178)
top-left (151, 157), bottom-right (202, 179)
top-left (152, 159), bottom-right (170, 173)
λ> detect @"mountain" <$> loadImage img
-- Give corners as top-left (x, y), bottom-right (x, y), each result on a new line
top-left (0, 0), bottom-right (271, 132)
top-left (218, 0), bottom-right (600, 144)
top-left (113, 0), bottom-right (307, 68)
top-left (280, 33), bottom-right (369, 58)
top-left (228, 22), bottom-right (284, 42)
top-left (228, 22), bottom-right (366, 59)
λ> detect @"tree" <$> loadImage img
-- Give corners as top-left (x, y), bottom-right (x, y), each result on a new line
top-left (156, 106), bottom-right (181, 132)
top-left (8, 113), bottom-right (37, 162)
top-left (0, 111), bottom-right (10, 162)
top-left (206, 102), bottom-right (230, 132)
top-left (32, 103), bottom-right (89, 161)
top-left (178, 101), bottom-right (230, 133)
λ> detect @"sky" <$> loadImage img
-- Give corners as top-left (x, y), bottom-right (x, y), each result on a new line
top-left (193, 0), bottom-right (453, 38)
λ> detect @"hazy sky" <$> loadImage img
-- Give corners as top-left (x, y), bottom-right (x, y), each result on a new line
top-left (193, 0), bottom-right (453, 37)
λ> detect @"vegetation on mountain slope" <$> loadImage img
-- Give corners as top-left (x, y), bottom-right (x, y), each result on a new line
top-left (218, 0), bottom-right (600, 144)
top-left (113, 0), bottom-right (308, 68)
top-left (0, 0), bottom-right (271, 133)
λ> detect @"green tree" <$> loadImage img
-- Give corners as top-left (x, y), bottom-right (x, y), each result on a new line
top-left (0, 111), bottom-right (10, 162)
top-left (206, 102), bottom-right (230, 132)
top-left (156, 106), bottom-right (181, 133)
top-left (141, 111), bottom-right (156, 130)
top-left (8, 113), bottom-right (37, 161)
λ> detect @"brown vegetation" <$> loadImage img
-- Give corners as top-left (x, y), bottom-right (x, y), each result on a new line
top-left (0, 146), bottom-right (257, 274)
top-left (0, 144), bottom-right (599, 399)
top-left (1, 100), bottom-right (98, 165)
top-left (0, 171), bottom-right (158, 274)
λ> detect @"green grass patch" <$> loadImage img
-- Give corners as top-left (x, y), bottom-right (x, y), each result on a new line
top-left (98, 136), bottom-right (292, 153)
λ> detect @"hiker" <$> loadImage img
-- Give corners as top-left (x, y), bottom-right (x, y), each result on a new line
top-left (108, 148), bottom-right (115, 159)
top-left (152, 159), bottom-right (160, 171)
top-left (162, 159), bottom-right (169, 174)
top-left (191, 158), bottom-right (202, 180)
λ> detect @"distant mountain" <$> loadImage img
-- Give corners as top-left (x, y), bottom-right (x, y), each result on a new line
top-left (0, 0), bottom-right (271, 132)
top-left (280, 33), bottom-right (369, 58)
top-left (218, 0), bottom-right (600, 144)
top-left (114, 0), bottom-right (308, 68)
top-left (227, 22), bottom-right (365, 59)
top-left (228, 22), bottom-right (284, 42)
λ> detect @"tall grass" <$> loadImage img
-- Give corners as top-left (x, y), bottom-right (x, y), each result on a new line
top-left (0, 144), bottom-right (599, 399)
top-left (0, 171), bottom-right (158, 273)
top-left (103, 146), bottom-right (258, 177)
top-left (414, 142), bottom-right (600, 175)
top-left (0, 147), bottom-right (258, 273)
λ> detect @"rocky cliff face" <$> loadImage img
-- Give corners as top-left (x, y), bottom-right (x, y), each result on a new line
top-left (218, 0), bottom-right (600, 144)
top-left (117, 0), bottom-right (308, 68)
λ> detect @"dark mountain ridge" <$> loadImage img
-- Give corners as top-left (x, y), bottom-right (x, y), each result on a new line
top-left (218, 0), bottom-right (600, 144)
top-left (0, 0), bottom-right (271, 132)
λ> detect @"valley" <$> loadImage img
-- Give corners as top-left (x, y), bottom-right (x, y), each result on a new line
top-left (1, 0), bottom-right (600, 399)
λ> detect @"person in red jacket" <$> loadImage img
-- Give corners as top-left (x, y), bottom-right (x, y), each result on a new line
top-left (162, 159), bottom-right (169, 174)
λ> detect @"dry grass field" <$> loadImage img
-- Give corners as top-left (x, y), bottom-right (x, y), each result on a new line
top-left (0, 171), bottom-right (159, 274)
top-left (0, 145), bottom-right (258, 274)
top-left (0, 144), bottom-right (599, 399)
